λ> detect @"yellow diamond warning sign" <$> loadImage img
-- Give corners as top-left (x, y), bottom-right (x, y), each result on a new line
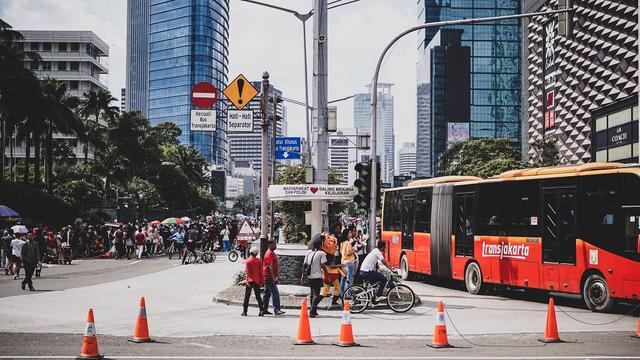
top-left (223, 74), bottom-right (258, 110)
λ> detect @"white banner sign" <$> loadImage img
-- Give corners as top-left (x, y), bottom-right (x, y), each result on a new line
top-left (227, 110), bottom-right (253, 132)
top-left (269, 184), bottom-right (357, 201)
top-left (190, 109), bottom-right (216, 131)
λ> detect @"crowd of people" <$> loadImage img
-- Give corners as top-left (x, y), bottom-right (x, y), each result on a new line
top-left (241, 222), bottom-right (377, 318)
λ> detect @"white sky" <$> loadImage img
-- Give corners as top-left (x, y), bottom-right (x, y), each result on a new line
top-left (0, 0), bottom-right (418, 149)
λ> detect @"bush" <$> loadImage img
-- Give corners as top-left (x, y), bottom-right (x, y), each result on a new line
top-left (0, 182), bottom-right (77, 227)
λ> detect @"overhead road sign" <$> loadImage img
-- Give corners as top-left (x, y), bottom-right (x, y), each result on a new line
top-left (190, 109), bottom-right (216, 131)
top-left (191, 82), bottom-right (217, 108)
top-left (269, 184), bottom-right (357, 201)
top-left (275, 137), bottom-right (301, 160)
top-left (223, 74), bottom-right (258, 110)
top-left (227, 110), bottom-right (254, 132)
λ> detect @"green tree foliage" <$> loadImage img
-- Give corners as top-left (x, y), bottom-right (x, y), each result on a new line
top-left (232, 194), bottom-right (256, 216)
top-left (437, 138), bottom-right (525, 178)
top-left (163, 144), bottom-right (207, 187)
top-left (529, 135), bottom-right (562, 167)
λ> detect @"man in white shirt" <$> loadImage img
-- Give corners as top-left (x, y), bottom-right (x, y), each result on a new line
top-left (359, 240), bottom-right (393, 302)
top-left (10, 234), bottom-right (26, 280)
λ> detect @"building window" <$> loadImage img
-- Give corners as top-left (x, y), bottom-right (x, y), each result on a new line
top-left (69, 81), bottom-right (79, 90)
top-left (70, 42), bottom-right (79, 51)
top-left (42, 42), bottom-right (51, 51)
top-left (58, 42), bottom-right (67, 52)
top-left (41, 62), bottom-right (52, 71)
top-left (30, 42), bottom-right (39, 51)
top-left (29, 62), bottom-right (38, 70)
top-left (57, 61), bottom-right (67, 71)
top-left (70, 62), bottom-right (80, 71)
top-left (593, 104), bottom-right (637, 163)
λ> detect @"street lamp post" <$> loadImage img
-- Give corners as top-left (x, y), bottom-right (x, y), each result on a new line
top-left (367, 8), bottom-right (573, 251)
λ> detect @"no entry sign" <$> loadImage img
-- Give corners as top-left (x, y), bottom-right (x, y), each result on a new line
top-left (191, 82), bottom-right (217, 108)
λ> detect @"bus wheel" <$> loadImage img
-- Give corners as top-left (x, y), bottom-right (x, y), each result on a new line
top-left (582, 274), bottom-right (613, 312)
top-left (465, 262), bottom-right (483, 295)
top-left (400, 254), bottom-right (411, 280)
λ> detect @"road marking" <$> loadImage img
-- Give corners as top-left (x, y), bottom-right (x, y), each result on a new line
top-left (1, 356), bottom-right (638, 359)
top-left (129, 260), bottom-right (142, 265)
top-left (188, 342), bottom-right (215, 349)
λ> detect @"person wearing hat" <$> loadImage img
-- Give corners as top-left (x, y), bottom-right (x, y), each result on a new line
top-left (241, 246), bottom-right (264, 317)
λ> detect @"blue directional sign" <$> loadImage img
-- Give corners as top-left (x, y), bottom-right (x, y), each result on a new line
top-left (275, 137), bottom-right (301, 160)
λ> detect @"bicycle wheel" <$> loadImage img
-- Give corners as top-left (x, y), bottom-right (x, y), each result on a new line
top-left (168, 246), bottom-right (174, 259)
top-left (187, 253), bottom-right (196, 264)
top-left (228, 251), bottom-right (238, 262)
top-left (202, 252), bottom-right (214, 263)
top-left (386, 284), bottom-right (415, 313)
top-left (343, 285), bottom-right (369, 314)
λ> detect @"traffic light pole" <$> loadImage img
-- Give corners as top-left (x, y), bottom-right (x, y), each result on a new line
top-left (367, 8), bottom-right (572, 252)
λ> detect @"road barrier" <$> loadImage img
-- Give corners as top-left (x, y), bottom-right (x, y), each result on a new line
top-left (129, 297), bottom-right (155, 343)
top-left (78, 308), bottom-right (103, 359)
top-left (334, 301), bottom-right (359, 347)
top-left (294, 299), bottom-right (315, 345)
top-left (427, 301), bottom-right (452, 348)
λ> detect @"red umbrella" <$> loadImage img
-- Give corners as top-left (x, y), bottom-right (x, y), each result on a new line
top-left (150, 220), bottom-right (161, 225)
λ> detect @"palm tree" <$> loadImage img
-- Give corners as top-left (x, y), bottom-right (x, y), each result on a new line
top-left (0, 19), bottom-right (41, 182)
top-left (164, 145), bottom-right (208, 187)
top-left (78, 88), bottom-right (118, 162)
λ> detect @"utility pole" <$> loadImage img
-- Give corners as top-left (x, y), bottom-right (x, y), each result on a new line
top-left (270, 93), bottom-right (280, 243)
top-left (311, 0), bottom-right (329, 236)
top-left (259, 72), bottom-right (270, 259)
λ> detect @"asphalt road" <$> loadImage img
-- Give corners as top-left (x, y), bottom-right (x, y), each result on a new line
top-left (0, 254), bottom-right (638, 359)
top-left (0, 332), bottom-right (638, 359)
top-left (0, 257), bottom-right (179, 298)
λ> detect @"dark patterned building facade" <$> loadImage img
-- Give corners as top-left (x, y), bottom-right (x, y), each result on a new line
top-left (525, 0), bottom-right (638, 163)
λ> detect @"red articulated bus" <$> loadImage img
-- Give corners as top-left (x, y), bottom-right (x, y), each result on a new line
top-left (381, 162), bottom-right (640, 312)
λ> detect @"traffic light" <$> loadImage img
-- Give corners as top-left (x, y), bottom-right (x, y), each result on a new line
top-left (353, 160), bottom-right (380, 210)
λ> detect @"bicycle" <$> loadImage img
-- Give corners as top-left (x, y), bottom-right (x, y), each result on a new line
top-left (227, 241), bottom-right (247, 262)
top-left (342, 270), bottom-right (415, 314)
top-left (186, 249), bottom-right (216, 264)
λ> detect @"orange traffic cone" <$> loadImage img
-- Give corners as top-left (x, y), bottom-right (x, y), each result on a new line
top-left (78, 308), bottom-right (103, 359)
top-left (294, 299), bottom-right (315, 345)
top-left (334, 301), bottom-right (359, 347)
top-left (632, 316), bottom-right (640, 339)
top-left (427, 301), bottom-right (452, 348)
top-left (539, 297), bottom-right (562, 343)
top-left (129, 297), bottom-right (155, 343)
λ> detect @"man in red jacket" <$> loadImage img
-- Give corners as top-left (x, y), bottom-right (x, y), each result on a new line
top-left (242, 246), bottom-right (264, 317)
top-left (261, 240), bottom-right (285, 316)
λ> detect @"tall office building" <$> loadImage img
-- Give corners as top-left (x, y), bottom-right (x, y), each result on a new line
top-left (126, 0), bottom-right (230, 165)
top-left (398, 142), bottom-right (417, 176)
top-left (329, 128), bottom-right (360, 185)
top-left (524, 0), bottom-right (638, 163)
top-left (228, 82), bottom-right (286, 172)
top-left (417, 0), bottom-right (522, 177)
top-left (353, 84), bottom-right (395, 184)
top-left (9, 30), bottom-right (109, 162)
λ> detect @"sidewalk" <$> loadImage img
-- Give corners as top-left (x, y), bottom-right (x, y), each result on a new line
top-left (212, 283), bottom-right (422, 310)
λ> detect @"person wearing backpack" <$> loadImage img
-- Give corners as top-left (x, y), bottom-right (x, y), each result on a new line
top-left (301, 234), bottom-right (329, 318)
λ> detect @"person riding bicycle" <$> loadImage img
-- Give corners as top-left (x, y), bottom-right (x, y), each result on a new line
top-left (359, 240), bottom-right (394, 303)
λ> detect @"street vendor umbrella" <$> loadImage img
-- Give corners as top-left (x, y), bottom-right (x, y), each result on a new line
top-left (0, 205), bottom-right (19, 218)
top-left (11, 225), bottom-right (28, 234)
top-left (161, 217), bottom-right (185, 225)
top-left (180, 216), bottom-right (192, 222)
top-left (150, 220), bottom-right (161, 225)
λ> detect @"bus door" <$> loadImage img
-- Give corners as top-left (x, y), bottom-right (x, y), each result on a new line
top-left (541, 187), bottom-right (577, 291)
top-left (401, 193), bottom-right (416, 270)
top-left (454, 192), bottom-right (476, 257)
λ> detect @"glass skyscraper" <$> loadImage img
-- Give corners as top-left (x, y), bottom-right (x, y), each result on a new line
top-left (127, 0), bottom-right (230, 164)
top-left (416, 0), bottom-right (521, 177)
